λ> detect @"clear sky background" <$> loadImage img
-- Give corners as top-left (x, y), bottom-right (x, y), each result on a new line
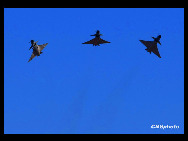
top-left (4, 8), bottom-right (184, 134)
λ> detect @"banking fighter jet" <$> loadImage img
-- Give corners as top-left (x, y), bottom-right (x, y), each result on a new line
top-left (28, 40), bottom-right (48, 62)
top-left (82, 30), bottom-right (110, 46)
top-left (139, 35), bottom-right (162, 58)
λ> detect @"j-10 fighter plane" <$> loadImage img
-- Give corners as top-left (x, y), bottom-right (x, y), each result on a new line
top-left (82, 30), bottom-right (111, 46)
top-left (28, 40), bottom-right (48, 62)
top-left (139, 35), bottom-right (162, 58)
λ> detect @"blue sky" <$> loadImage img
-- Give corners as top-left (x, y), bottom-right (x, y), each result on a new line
top-left (4, 8), bottom-right (184, 134)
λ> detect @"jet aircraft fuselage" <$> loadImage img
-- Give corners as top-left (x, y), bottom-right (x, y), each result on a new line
top-left (90, 30), bottom-right (102, 38)
top-left (146, 35), bottom-right (161, 53)
top-left (30, 40), bottom-right (41, 56)
top-left (152, 35), bottom-right (161, 45)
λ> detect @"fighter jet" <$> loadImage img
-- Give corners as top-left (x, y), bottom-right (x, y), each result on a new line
top-left (82, 30), bottom-right (111, 46)
top-left (139, 35), bottom-right (162, 58)
top-left (28, 40), bottom-right (48, 62)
